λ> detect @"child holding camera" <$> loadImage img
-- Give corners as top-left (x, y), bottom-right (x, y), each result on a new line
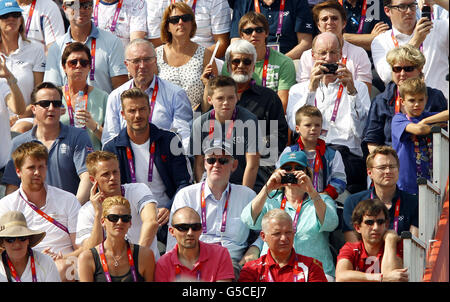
top-left (241, 151), bottom-right (339, 282)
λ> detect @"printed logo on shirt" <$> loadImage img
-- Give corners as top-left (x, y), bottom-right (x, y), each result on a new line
top-left (60, 143), bottom-right (68, 154)
top-left (161, 155), bottom-right (168, 162)
top-left (398, 215), bottom-right (404, 221)
top-left (306, 23), bottom-right (312, 29)
top-left (282, 11), bottom-right (290, 17)
top-left (86, 146), bottom-right (94, 154)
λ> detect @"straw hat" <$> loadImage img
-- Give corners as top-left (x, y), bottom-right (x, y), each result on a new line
top-left (0, 211), bottom-right (46, 248)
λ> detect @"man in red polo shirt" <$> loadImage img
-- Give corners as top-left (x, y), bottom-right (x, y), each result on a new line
top-left (336, 199), bottom-right (408, 282)
top-left (238, 209), bottom-right (327, 282)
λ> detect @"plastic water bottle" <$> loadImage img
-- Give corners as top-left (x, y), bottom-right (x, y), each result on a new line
top-left (74, 91), bottom-right (86, 128)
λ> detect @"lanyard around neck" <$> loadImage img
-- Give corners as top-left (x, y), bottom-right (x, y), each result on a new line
top-left (2, 249), bottom-right (37, 282)
top-left (93, 0), bottom-right (124, 33)
top-left (280, 195), bottom-right (304, 229)
top-left (200, 182), bottom-right (231, 234)
top-left (99, 240), bottom-right (137, 282)
top-left (24, 0), bottom-right (37, 37)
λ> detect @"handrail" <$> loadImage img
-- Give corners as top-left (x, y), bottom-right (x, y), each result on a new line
top-left (401, 231), bottom-right (427, 282)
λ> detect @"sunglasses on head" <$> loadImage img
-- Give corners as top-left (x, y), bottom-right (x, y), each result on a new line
top-left (206, 157), bottom-right (230, 165)
top-left (67, 58), bottom-right (90, 68)
top-left (231, 58), bottom-right (253, 66)
top-left (106, 214), bottom-right (132, 223)
top-left (363, 218), bottom-right (387, 226)
top-left (0, 12), bottom-right (22, 19)
top-left (241, 26), bottom-right (265, 35)
top-left (65, 1), bottom-right (93, 9)
top-left (4, 237), bottom-right (29, 244)
top-left (392, 66), bottom-right (416, 73)
top-left (168, 14), bottom-right (193, 24)
top-left (172, 223), bottom-right (202, 232)
top-left (281, 165), bottom-right (305, 172)
top-left (35, 100), bottom-right (63, 108)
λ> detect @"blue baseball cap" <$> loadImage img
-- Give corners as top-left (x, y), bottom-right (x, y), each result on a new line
top-left (0, 0), bottom-right (23, 16)
top-left (279, 151), bottom-right (308, 168)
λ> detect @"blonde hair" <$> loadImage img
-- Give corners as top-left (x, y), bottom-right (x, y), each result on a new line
top-left (386, 44), bottom-right (426, 70)
top-left (12, 142), bottom-right (48, 170)
top-left (102, 196), bottom-right (131, 218)
top-left (398, 77), bottom-right (428, 99)
top-left (86, 151), bottom-right (118, 176)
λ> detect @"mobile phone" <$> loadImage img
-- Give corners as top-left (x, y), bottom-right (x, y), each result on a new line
top-left (421, 5), bottom-right (432, 20)
top-left (322, 63), bottom-right (338, 74)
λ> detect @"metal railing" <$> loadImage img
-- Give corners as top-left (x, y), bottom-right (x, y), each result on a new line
top-left (401, 231), bottom-right (427, 282)
top-left (431, 127), bottom-right (449, 195)
top-left (417, 177), bottom-right (442, 246)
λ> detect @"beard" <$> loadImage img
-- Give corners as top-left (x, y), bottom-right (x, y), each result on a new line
top-left (231, 73), bottom-right (252, 84)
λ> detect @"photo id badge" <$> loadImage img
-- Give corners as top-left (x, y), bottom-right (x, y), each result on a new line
top-left (267, 43), bottom-right (280, 52)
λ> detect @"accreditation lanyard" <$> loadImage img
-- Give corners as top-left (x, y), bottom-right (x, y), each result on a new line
top-left (266, 254), bottom-right (303, 282)
top-left (200, 182), bottom-right (231, 234)
top-left (320, 56), bottom-right (347, 123)
top-left (370, 191), bottom-right (401, 232)
top-left (89, 38), bottom-right (97, 81)
top-left (261, 47), bottom-right (270, 87)
top-left (406, 116), bottom-right (433, 179)
top-left (125, 140), bottom-right (156, 183)
top-left (24, 0), bottom-right (37, 37)
top-left (171, 0), bottom-right (197, 13)
top-left (392, 87), bottom-right (401, 114)
top-left (298, 138), bottom-right (324, 191)
top-left (175, 263), bottom-right (201, 281)
top-left (148, 77), bottom-right (159, 123)
top-left (338, 0), bottom-right (367, 34)
top-left (19, 191), bottom-right (69, 234)
top-left (280, 196), bottom-right (303, 229)
top-left (99, 240), bottom-right (137, 282)
top-left (208, 107), bottom-right (237, 140)
top-left (93, 0), bottom-right (124, 33)
top-left (254, 0), bottom-right (285, 39)
top-left (2, 249), bottom-right (37, 282)
top-left (391, 30), bottom-right (423, 52)
top-left (64, 85), bottom-right (88, 127)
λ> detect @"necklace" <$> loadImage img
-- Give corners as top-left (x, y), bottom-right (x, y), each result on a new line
top-left (112, 253), bottom-right (123, 267)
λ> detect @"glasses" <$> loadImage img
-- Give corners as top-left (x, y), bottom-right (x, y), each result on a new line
top-left (0, 12), bottom-right (22, 19)
top-left (126, 56), bottom-right (156, 65)
top-left (231, 58), bottom-right (253, 66)
top-left (4, 237), bottom-right (29, 244)
top-left (65, 1), bottom-right (93, 9)
top-left (205, 157), bottom-right (230, 165)
top-left (389, 2), bottom-right (417, 12)
top-left (392, 65), bottom-right (416, 73)
top-left (35, 100), bottom-right (63, 108)
top-left (172, 223), bottom-right (202, 232)
top-left (168, 14), bottom-right (193, 24)
top-left (241, 26), bottom-right (265, 35)
top-left (67, 59), bottom-right (90, 68)
top-left (372, 165), bottom-right (398, 171)
top-left (315, 50), bottom-right (340, 57)
top-left (363, 219), bottom-right (387, 226)
top-left (281, 165), bottom-right (305, 172)
top-left (106, 214), bottom-right (132, 223)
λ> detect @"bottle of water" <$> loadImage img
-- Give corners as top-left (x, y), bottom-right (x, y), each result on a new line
top-left (74, 91), bottom-right (86, 128)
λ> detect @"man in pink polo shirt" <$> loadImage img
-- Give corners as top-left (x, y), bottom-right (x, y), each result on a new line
top-left (155, 206), bottom-right (235, 282)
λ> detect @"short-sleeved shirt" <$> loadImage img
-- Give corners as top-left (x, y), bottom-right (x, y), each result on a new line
top-left (239, 248), bottom-right (328, 282)
top-left (342, 187), bottom-right (419, 234)
top-left (155, 241), bottom-right (235, 282)
top-left (230, 0), bottom-right (314, 54)
top-left (1, 123), bottom-right (93, 196)
top-left (44, 23), bottom-right (128, 93)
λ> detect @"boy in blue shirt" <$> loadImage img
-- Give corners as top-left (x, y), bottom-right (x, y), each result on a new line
top-left (391, 77), bottom-right (448, 194)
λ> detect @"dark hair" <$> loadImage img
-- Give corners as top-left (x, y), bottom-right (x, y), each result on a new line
top-left (61, 42), bottom-right (92, 67)
top-left (312, 0), bottom-right (347, 27)
top-left (160, 2), bottom-right (197, 43)
top-left (30, 82), bottom-right (63, 105)
top-left (238, 11), bottom-right (270, 36)
top-left (120, 87), bottom-right (149, 108)
top-left (352, 199), bottom-right (390, 235)
top-left (383, 0), bottom-right (393, 7)
top-left (207, 75), bottom-right (238, 96)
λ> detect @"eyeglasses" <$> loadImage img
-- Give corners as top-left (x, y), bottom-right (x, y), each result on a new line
top-left (281, 165), bottom-right (305, 172)
top-left (126, 56), bottom-right (156, 65)
top-left (65, 1), bottom-right (93, 9)
top-left (172, 223), bottom-right (202, 232)
top-left (35, 100), bottom-right (63, 108)
top-left (231, 58), bottom-right (253, 66)
top-left (4, 237), bottom-right (29, 244)
top-left (372, 165), bottom-right (398, 171)
top-left (168, 14), bottom-right (193, 24)
top-left (106, 214), bottom-right (132, 223)
top-left (0, 12), bottom-right (22, 19)
top-left (388, 2), bottom-right (418, 12)
top-left (363, 219), bottom-right (387, 226)
top-left (241, 26), bottom-right (265, 35)
top-left (205, 157), bottom-right (230, 165)
top-left (67, 59), bottom-right (90, 68)
top-left (392, 65), bottom-right (416, 73)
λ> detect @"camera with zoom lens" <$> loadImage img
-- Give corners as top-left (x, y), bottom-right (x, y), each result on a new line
top-left (281, 173), bottom-right (298, 184)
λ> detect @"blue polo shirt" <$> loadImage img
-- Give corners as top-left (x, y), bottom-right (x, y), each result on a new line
top-left (342, 0), bottom-right (391, 35)
top-left (44, 22), bottom-right (128, 93)
top-left (230, 0), bottom-right (314, 54)
top-left (1, 123), bottom-right (93, 196)
top-left (343, 187), bottom-right (418, 234)
top-left (362, 81), bottom-right (448, 147)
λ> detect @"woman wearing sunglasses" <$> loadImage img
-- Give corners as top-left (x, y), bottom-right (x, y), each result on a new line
top-left (0, 0), bottom-right (43, 134)
top-left (78, 196), bottom-right (155, 282)
top-left (156, 2), bottom-right (217, 109)
top-left (0, 211), bottom-right (61, 282)
top-left (241, 151), bottom-right (339, 281)
top-left (59, 41), bottom-right (108, 150)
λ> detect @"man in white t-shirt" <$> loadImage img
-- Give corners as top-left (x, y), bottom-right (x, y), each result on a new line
top-left (76, 150), bottom-right (160, 260)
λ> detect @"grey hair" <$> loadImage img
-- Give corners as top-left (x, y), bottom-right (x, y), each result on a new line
top-left (225, 39), bottom-right (257, 72)
top-left (125, 38), bottom-right (155, 58)
top-left (261, 209), bottom-right (292, 233)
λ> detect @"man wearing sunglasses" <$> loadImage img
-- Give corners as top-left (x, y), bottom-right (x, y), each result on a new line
top-left (156, 206), bottom-right (235, 281)
top-left (336, 198), bottom-right (408, 282)
top-left (44, 0), bottom-right (129, 94)
top-left (371, 0), bottom-right (449, 100)
top-left (2, 82), bottom-right (93, 204)
top-left (167, 142), bottom-right (260, 280)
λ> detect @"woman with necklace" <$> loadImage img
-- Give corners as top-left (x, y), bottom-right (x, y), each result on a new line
top-left (78, 196), bottom-right (155, 282)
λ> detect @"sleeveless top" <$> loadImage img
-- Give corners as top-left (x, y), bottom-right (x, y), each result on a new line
top-left (91, 244), bottom-right (145, 282)
top-left (156, 44), bottom-right (205, 108)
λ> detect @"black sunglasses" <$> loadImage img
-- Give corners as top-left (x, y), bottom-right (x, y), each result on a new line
top-left (241, 26), bottom-right (265, 35)
top-left (392, 66), bottom-right (416, 73)
top-left (168, 14), bottom-right (193, 24)
top-left (206, 157), bottom-right (230, 165)
top-left (231, 58), bottom-right (253, 66)
top-left (172, 223), bottom-right (202, 232)
top-left (0, 12), bottom-right (22, 19)
top-left (67, 59), bottom-right (90, 68)
top-left (106, 214), bottom-right (132, 223)
top-left (363, 219), bottom-right (387, 226)
top-left (4, 237), bottom-right (29, 244)
top-left (35, 100), bottom-right (63, 108)
top-left (65, 1), bottom-right (93, 9)
top-left (281, 165), bottom-right (305, 172)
